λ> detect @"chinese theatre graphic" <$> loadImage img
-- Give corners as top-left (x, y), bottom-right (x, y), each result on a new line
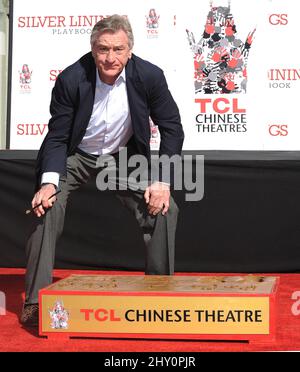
top-left (146, 8), bottom-right (160, 38)
top-left (49, 300), bottom-right (69, 329)
top-left (18, 64), bottom-right (32, 93)
top-left (186, 1), bottom-right (255, 94)
top-left (146, 8), bottom-right (160, 28)
top-left (19, 64), bottom-right (32, 84)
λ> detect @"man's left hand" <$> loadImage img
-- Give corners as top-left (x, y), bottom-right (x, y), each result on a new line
top-left (144, 182), bottom-right (170, 216)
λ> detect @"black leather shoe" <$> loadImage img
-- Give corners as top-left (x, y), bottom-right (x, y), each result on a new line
top-left (20, 303), bottom-right (39, 327)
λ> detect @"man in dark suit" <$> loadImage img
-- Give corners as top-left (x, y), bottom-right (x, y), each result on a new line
top-left (21, 15), bottom-right (184, 326)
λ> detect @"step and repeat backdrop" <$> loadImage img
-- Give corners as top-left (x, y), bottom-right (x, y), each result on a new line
top-left (8, 0), bottom-right (300, 151)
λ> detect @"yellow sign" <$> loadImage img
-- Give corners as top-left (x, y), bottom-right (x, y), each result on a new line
top-left (42, 295), bottom-right (270, 335)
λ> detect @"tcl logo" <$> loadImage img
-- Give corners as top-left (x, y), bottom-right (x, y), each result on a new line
top-left (269, 14), bottom-right (288, 25)
top-left (269, 125), bottom-right (288, 136)
top-left (80, 308), bottom-right (121, 321)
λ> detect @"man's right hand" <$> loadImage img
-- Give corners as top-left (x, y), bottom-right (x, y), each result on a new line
top-left (31, 183), bottom-right (57, 217)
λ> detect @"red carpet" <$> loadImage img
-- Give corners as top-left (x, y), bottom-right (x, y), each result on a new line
top-left (0, 268), bottom-right (300, 352)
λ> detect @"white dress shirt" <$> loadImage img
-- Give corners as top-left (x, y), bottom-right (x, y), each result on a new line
top-left (41, 68), bottom-right (133, 187)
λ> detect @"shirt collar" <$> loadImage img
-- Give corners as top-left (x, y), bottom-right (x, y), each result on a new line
top-left (96, 68), bottom-right (126, 89)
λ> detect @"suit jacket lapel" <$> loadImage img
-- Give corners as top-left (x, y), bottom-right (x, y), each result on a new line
top-left (125, 57), bottom-right (136, 106)
top-left (79, 64), bottom-right (96, 116)
top-left (125, 56), bottom-right (150, 158)
top-left (125, 56), bottom-right (146, 98)
top-left (71, 58), bottom-right (96, 150)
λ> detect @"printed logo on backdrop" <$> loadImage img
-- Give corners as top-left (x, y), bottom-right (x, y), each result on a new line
top-left (268, 69), bottom-right (300, 89)
top-left (18, 64), bottom-right (32, 93)
top-left (269, 13), bottom-right (288, 26)
top-left (146, 9), bottom-right (160, 38)
top-left (50, 69), bottom-right (63, 82)
top-left (267, 12), bottom-right (296, 91)
top-left (17, 15), bottom-right (127, 36)
top-left (267, 11), bottom-right (289, 138)
top-left (17, 123), bottom-right (48, 136)
top-left (268, 124), bottom-right (288, 137)
top-left (186, 1), bottom-right (255, 134)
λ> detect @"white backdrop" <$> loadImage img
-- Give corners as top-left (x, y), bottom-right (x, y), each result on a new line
top-left (9, 0), bottom-right (300, 150)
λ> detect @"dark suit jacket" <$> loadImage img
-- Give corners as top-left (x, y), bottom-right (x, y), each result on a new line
top-left (36, 52), bottom-right (184, 183)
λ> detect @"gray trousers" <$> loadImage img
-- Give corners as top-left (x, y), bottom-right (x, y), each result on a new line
top-left (25, 150), bottom-right (179, 304)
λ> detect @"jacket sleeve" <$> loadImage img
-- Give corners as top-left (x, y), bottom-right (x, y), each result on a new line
top-left (36, 73), bottom-right (77, 183)
top-left (148, 69), bottom-right (184, 157)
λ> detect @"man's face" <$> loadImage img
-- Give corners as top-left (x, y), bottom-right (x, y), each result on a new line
top-left (92, 29), bottom-right (132, 85)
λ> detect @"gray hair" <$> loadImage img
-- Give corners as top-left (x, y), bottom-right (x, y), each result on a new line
top-left (90, 15), bottom-right (134, 49)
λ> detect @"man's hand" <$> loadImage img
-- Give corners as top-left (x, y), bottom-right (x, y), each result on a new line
top-left (144, 182), bottom-right (170, 216)
top-left (31, 183), bottom-right (57, 217)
